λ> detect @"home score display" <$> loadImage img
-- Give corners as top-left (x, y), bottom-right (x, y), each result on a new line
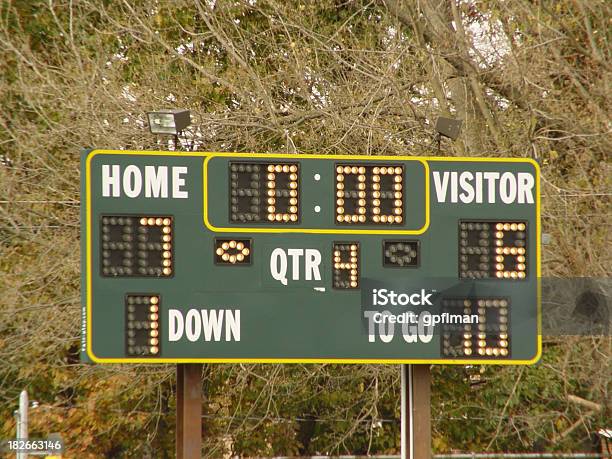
top-left (81, 150), bottom-right (541, 364)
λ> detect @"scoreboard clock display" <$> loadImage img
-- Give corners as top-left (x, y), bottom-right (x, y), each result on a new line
top-left (81, 150), bottom-right (540, 364)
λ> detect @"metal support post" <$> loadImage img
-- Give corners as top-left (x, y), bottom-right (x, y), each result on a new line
top-left (176, 364), bottom-right (202, 459)
top-left (401, 365), bottom-right (431, 459)
top-left (16, 390), bottom-right (28, 459)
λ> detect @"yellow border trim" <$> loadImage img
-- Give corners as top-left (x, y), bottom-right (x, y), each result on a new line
top-left (84, 149), bottom-right (541, 365)
top-left (202, 152), bottom-right (430, 235)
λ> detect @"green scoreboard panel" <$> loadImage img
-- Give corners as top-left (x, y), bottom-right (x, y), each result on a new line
top-left (81, 150), bottom-right (541, 364)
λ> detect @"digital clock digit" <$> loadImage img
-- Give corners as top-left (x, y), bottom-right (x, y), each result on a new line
top-left (335, 164), bottom-right (404, 225)
top-left (229, 162), bottom-right (299, 224)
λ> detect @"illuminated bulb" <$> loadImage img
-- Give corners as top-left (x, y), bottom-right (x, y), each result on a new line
top-left (150, 313), bottom-right (159, 321)
top-left (290, 198), bottom-right (297, 205)
top-left (394, 175), bottom-right (402, 183)
top-left (500, 349), bottom-right (509, 356)
top-left (510, 223), bottom-right (518, 231)
top-left (163, 251), bottom-right (171, 259)
top-left (150, 305), bottom-right (159, 313)
top-left (496, 231), bottom-right (504, 239)
top-left (358, 215), bottom-right (366, 222)
top-left (150, 346), bottom-right (159, 354)
top-left (222, 253), bottom-right (230, 261)
top-left (267, 215), bottom-right (275, 221)
top-left (518, 223), bottom-right (525, 231)
top-left (373, 215), bottom-right (380, 222)
top-left (275, 214), bottom-right (282, 221)
top-left (147, 218), bottom-right (155, 225)
top-left (150, 322), bottom-right (159, 329)
top-left (290, 214), bottom-right (298, 222)
top-left (394, 167), bottom-right (402, 174)
top-left (518, 272), bottom-right (526, 279)
top-left (503, 223), bottom-right (510, 231)
top-left (381, 167), bottom-right (387, 174)
top-left (478, 349), bottom-right (485, 355)
top-left (150, 338), bottom-right (159, 346)
top-left (274, 165), bottom-right (282, 173)
top-left (290, 165), bottom-right (297, 173)
top-left (242, 248), bottom-right (250, 256)
top-left (163, 268), bottom-right (172, 276)
top-left (155, 218), bottom-right (163, 226)
top-left (283, 214), bottom-right (290, 222)
top-left (229, 255), bottom-right (237, 263)
top-left (496, 223), bottom-right (503, 230)
top-left (373, 167), bottom-right (380, 174)
top-left (485, 348), bottom-right (493, 356)
top-left (464, 348), bottom-right (472, 356)
top-left (336, 166), bottom-right (343, 173)
top-left (150, 297), bottom-right (159, 305)
top-left (289, 182), bottom-right (298, 189)
top-left (282, 165), bottom-right (289, 173)
top-left (336, 215), bottom-right (343, 222)
top-left (163, 259), bottom-right (172, 267)
top-left (372, 175), bottom-right (380, 183)
top-left (150, 330), bottom-right (159, 338)
top-left (163, 218), bottom-right (171, 226)
top-left (343, 166), bottom-right (351, 174)
top-left (140, 218), bottom-right (148, 225)
top-left (267, 165), bottom-right (274, 172)
top-left (163, 226), bottom-right (171, 234)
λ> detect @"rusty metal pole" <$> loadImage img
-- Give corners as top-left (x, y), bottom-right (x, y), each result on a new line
top-left (176, 363), bottom-right (202, 459)
top-left (401, 364), bottom-right (431, 459)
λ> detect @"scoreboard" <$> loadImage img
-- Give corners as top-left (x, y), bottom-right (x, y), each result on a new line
top-left (81, 150), bottom-right (541, 364)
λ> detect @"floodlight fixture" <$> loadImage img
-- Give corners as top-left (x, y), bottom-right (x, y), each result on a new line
top-left (147, 109), bottom-right (191, 135)
top-left (435, 116), bottom-right (463, 141)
